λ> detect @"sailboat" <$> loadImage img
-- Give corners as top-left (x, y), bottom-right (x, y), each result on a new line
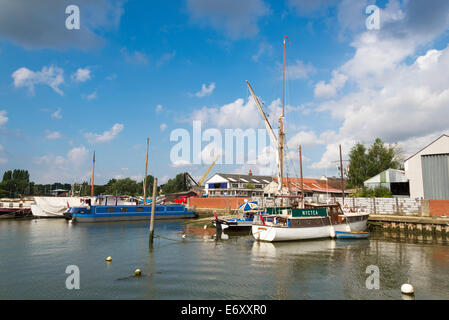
top-left (247, 37), bottom-right (369, 242)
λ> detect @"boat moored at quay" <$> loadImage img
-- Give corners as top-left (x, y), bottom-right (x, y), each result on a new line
top-left (66, 202), bottom-right (197, 223)
top-left (252, 203), bottom-right (369, 242)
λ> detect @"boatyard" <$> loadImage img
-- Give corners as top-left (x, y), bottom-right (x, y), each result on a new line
top-left (1, 0), bottom-right (449, 304)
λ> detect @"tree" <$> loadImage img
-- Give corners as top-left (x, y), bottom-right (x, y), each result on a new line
top-left (347, 143), bottom-right (368, 188)
top-left (161, 173), bottom-right (191, 194)
top-left (347, 138), bottom-right (402, 188)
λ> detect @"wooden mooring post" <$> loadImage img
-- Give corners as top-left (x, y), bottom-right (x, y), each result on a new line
top-left (149, 177), bottom-right (158, 245)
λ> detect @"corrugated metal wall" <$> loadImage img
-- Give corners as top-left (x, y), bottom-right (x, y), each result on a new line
top-left (422, 154), bottom-right (449, 199)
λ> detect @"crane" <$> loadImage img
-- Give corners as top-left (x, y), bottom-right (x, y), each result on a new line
top-left (198, 154), bottom-right (220, 186)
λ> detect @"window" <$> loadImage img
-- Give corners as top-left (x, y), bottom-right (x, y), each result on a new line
top-left (120, 207), bottom-right (128, 212)
top-left (107, 207), bottom-right (115, 213)
top-left (255, 185), bottom-right (262, 189)
top-left (232, 183), bottom-right (239, 188)
top-left (9, 203), bottom-right (13, 208)
top-left (136, 207), bottom-right (144, 212)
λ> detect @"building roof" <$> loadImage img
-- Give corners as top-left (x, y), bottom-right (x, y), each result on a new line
top-left (273, 177), bottom-right (345, 193)
top-left (212, 173), bottom-right (274, 184)
top-left (405, 134), bottom-right (449, 161)
top-left (364, 168), bottom-right (407, 184)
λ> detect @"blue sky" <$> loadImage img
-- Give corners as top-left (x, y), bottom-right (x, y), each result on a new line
top-left (1, 0), bottom-right (449, 185)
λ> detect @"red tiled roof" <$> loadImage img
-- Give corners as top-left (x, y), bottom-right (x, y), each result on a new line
top-left (273, 177), bottom-right (344, 193)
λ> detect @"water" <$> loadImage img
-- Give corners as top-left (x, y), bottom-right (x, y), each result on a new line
top-left (1, 219), bottom-right (448, 300)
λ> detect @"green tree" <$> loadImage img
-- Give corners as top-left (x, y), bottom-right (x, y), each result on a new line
top-left (347, 143), bottom-right (368, 188)
top-left (161, 173), bottom-right (191, 194)
top-left (347, 138), bottom-right (402, 188)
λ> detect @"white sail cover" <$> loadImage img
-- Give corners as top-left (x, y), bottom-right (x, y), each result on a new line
top-left (31, 197), bottom-right (92, 217)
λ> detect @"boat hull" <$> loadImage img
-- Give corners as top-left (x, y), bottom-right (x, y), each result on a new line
top-left (335, 231), bottom-right (369, 239)
top-left (71, 204), bottom-right (197, 223)
top-left (73, 213), bottom-right (196, 222)
top-left (252, 214), bottom-right (369, 242)
top-left (212, 219), bottom-right (253, 231)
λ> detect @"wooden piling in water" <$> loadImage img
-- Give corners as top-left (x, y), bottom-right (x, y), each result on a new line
top-left (149, 177), bottom-right (158, 244)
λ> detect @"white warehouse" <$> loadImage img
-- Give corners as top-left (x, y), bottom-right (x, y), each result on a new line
top-left (404, 134), bottom-right (449, 199)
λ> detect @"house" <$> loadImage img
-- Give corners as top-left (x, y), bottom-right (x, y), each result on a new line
top-left (204, 171), bottom-right (273, 197)
top-left (264, 177), bottom-right (348, 198)
top-left (364, 168), bottom-right (410, 196)
top-left (404, 134), bottom-right (449, 199)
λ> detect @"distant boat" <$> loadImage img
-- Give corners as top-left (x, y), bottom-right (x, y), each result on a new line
top-left (67, 203), bottom-right (197, 223)
top-left (335, 231), bottom-right (369, 239)
top-left (0, 198), bottom-right (33, 218)
top-left (212, 210), bottom-right (257, 231)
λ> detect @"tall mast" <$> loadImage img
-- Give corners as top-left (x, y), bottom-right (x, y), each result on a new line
top-left (279, 37), bottom-right (285, 201)
top-left (91, 151), bottom-right (95, 197)
top-left (299, 145), bottom-right (304, 209)
top-left (339, 144), bottom-right (345, 205)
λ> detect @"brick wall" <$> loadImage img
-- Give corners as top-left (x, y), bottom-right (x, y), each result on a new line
top-left (429, 200), bottom-right (449, 217)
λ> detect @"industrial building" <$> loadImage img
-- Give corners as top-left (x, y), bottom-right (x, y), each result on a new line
top-left (404, 134), bottom-right (449, 199)
top-left (363, 168), bottom-right (410, 196)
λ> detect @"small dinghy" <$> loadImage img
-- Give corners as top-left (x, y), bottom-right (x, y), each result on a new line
top-left (335, 231), bottom-right (369, 239)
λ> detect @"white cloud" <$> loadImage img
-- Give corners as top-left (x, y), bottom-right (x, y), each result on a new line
top-left (84, 123), bottom-right (124, 144)
top-left (157, 51), bottom-right (176, 67)
top-left (45, 130), bottom-right (62, 139)
top-left (310, 0), bottom-right (449, 170)
top-left (160, 123), bottom-right (167, 132)
top-left (252, 42), bottom-right (273, 62)
top-left (12, 65), bottom-right (64, 95)
top-left (0, 110), bottom-right (8, 127)
top-left (0, 0), bottom-right (125, 50)
top-left (287, 60), bottom-right (316, 80)
top-left (186, 0), bottom-right (270, 39)
top-left (155, 104), bottom-right (163, 113)
top-left (287, 131), bottom-right (323, 149)
top-left (120, 47), bottom-right (149, 65)
top-left (33, 145), bottom-right (90, 183)
top-left (314, 71), bottom-right (348, 98)
top-left (194, 82), bottom-right (216, 98)
top-left (51, 108), bottom-right (62, 119)
top-left (71, 68), bottom-right (91, 82)
top-left (85, 91), bottom-right (98, 100)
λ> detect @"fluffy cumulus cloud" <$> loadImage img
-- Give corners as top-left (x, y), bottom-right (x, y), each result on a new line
top-left (310, 0), bottom-right (449, 168)
top-left (84, 123), bottom-right (124, 144)
top-left (71, 68), bottom-right (91, 82)
top-left (12, 65), bottom-right (64, 95)
top-left (33, 145), bottom-right (90, 183)
top-left (186, 0), bottom-right (270, 39)
top-left (0, 0), bottom-right (126, 49)
top-left (194, 82), bottom-right (215, 98)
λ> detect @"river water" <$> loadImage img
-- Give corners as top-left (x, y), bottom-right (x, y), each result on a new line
top-left (1, 218), bottom-right (448, 300)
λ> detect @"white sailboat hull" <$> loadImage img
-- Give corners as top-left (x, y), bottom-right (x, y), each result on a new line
top-left (252, 215), bottom-right (368, 242)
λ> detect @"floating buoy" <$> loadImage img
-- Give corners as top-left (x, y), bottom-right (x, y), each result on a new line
top-left (134, 269), bottom-right (142, 276)
top-left (106, 256), bottom-right (112, 262)
top-left (203, 225), bottom-right (207, 229)
top-left (182, 234), bottom-right (186, 239)
top-left (401, 283), bottom-right (414, 295)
